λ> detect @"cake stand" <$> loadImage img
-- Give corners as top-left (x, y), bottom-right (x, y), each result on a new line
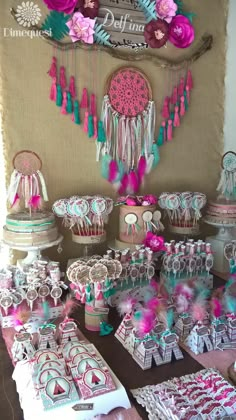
top-left (2, 235), bottom-right (63, 268)
top-left (204, 218), bottom-right (236, 273)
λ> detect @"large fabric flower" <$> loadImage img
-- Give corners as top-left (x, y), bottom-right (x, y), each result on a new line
top-left (76, 0), bottom-right (99, 19)
top-left (169, 15), bottom-right (194, 48)
top-left (156, 0), bottom-right (177, 23)
top-left (144, 232), bottom-right (166, 252)
top-left (144, 19), bottom-right (169, 48)
top-left (66, 12), bottom-right (95, 43)
top-left (43, 0), bottom-right (77, 14)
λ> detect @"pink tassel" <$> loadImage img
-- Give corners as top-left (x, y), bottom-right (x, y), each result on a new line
top-left (48, 56), bottom-right (57, 78)
top-left (161, 96), bottom-right (170, 119)
top-left (171, 86), bottom-right (178, 105)
top-left (129, 170), bottom-right (139, 194)
top-left (173, 106), bottom-right (180, 127)
top-left (118, 173), bottom-right (129, 195)
top-left (180, 96), bottom-right (185, 117)
top-left (28, 195), bottom-right (42, 209)
top-left (167, 119), bottom-right (173, 141)
top-left (83, 111), bottom-right (89, 132)
top-left (60, 66), bottom-right (66, 90)
top-left (80, 88), bottom-right (88, 109)
top-left (187, 70), bottom-right (193, 90)
top-left (49, 77), bottom-right (57, 101)
top-left (69, 76), bottom-right (76, 98)
top-left (186, 85), bottom-right (190, 104)
top-left (162, 121), bottom-right (166, 141)
top-left (93, 116), bottom-right (98, 139)
top-left (108, 160), bottom-right (118, 183)
top-left (137, 156), bottom-right (147, 183)
top-left (90, 93), bottom-right (96, 116)
top-left (61, 91), bottom-right (67, 115)
top-left (178, 77), bottom-right (185, 96)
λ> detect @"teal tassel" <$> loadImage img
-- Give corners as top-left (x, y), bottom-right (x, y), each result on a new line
top-left (73, 100), bottom-right (81, 124)
top-left (100, 321), bottom-right (113, 336)
top-left (56, 85), bottom-right (62, 107)
top-left (66, 92), bottom-right (73, 113)
top-left (171, 111), bottom-right (175, 122)
top-left (88, 115), bottom-right (94, 138)
top-left (184, 90), bottom-right (189, 111)
top-left (157, 126), bottom-right (164, 146)
top-left (101, 154), bottom-right (112, 179)
top-left (167, 309), bottom-right (174, 329)
top-left (152, 143), bottom-right (160, 169)
top-left (97, 121), bottom-right (106, 142)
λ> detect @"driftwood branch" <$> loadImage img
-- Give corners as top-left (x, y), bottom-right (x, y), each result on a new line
top-left (10, 8), bottom-right (213, 70)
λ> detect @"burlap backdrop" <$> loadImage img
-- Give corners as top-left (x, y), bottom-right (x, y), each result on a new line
top-left (0, 0), bottom-right (228, 264)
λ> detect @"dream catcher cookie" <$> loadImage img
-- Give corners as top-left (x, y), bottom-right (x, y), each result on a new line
top-left (7, 150), bottom-right (48, 211)
top-left (217, 151), bottom-right (236, 200)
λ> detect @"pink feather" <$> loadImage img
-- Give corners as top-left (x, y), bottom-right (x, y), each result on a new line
top-left (118, 298), bottom-right (137, 316)
top-left (62, 296), bottom-right (79, 318)
top-left (128, 170), bottom-right (139, 194)
top-left (146, 297), bottom-right (160, 312)
top-left (11, 193), bottom-right (20, 208)
top-left (137, 156), bottom-right (147, 183)
top-left (118, 173), bottom-right (129, 195)
top-left (108, 160), bottom-right (118, 183)
top-left (135, 309), bottom-right (155, 336)
top-left (175, 284), bottom-right (193, 300)
top-left (28, 195), bottom-right (42, 209)
top-left (192, 301), bottom-right (206, 322)
top-left (212, 298), bottom-right (222, 318)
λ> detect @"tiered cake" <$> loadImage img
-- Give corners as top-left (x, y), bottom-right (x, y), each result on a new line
top-left (205, 199), bottom-right (236, 225)
top-left (3, 212), bottom-right (58, 246)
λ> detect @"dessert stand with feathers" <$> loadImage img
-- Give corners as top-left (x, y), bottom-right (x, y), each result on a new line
top-left (2, 151), bottom-right (63, 267)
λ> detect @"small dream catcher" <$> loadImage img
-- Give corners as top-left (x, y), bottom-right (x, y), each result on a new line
top-left (7, 150), bottom-right (48, 211)
top-left (217, 151), bottom-right (236, 200)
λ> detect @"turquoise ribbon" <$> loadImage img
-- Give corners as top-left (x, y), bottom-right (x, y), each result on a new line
top-left (40, 323), bottom-right (56, 329)
top-left (7, 221), bottom-right (53, 227)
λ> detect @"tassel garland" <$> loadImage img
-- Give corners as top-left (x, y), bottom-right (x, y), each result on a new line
top-left (174, 106), bottom-right (180, 127)
top-left (50, 77), bottom-right (57, 101)
top-left (83, 111), bottom-right (89, 133)
top-left (80, 88), bottom-right (88, 109)
top-left (61, 91), bottom-right (68, 115)
top-left (69, 76), bottom-right (76, 98)
top-left (88, 114), bottom-right (94, 138)
top-left (66, 92), bottom-right (73, 114)
top-left (56, 85), bottom-right (62, 107)
top-left (167, 120), bottom-right (173, 141)
top-left (59, 66), bottom-right (66, 90)
top-left (48, 56), bottom-right (57, 78)
top-left (180, 96), bottom-right (185, 117)
top-left (73, 100), bottom-right (81, 124)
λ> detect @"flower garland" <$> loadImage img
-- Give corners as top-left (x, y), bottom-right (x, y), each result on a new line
top-left (42, 0), bottom-right (195, 49)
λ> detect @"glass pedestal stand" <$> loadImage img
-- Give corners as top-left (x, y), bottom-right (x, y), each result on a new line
top-left (2, 235), bottom-right (63, 269)
top-left (204, 218), bottom-right (236, 273)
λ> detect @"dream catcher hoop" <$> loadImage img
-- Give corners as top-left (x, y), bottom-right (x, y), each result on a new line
top-left (8, 150), bottom-right (49, 211)
top-left (97, 66), bottom-right (157, 195)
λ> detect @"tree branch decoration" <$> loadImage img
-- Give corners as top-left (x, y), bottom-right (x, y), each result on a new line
top-left (10, 7), bottom-right (212, 69)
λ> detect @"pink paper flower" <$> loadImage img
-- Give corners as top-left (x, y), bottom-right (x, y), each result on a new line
top-left (66, 12), bottom-right (95, 44)
top-left (144, 19), bottom-right (169, 48)
top-left (43, 0), bottom-right (77, 14)
top-left (142, 194), bottom-right (158, 205)
top-left (144, 232), bottom-right (165, 252)
top-left (169, 15), bottom-right (195, 48)
top-left (76, 0), bottom-right (99, 19)
top-left (156, 0), bottom-right (177, 23)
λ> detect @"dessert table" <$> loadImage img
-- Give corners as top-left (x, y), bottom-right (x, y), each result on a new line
top-left (0, 274), bottom-right (232, 420)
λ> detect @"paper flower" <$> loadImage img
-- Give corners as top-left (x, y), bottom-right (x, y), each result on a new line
top-left (156, 0), bottom-right (177, 23)
top-left (169, 15), bottom-right (194, 48)
top-left (43, 0), bottom-right (77, 14)
top-left (76, 0), bottom-right (99, 19)
top-left (144, 232), bottom-right (165, 252)
top-left (66, 12), bottom-right (95, 43)
top-left (144, 19), bottom-right (169, 48)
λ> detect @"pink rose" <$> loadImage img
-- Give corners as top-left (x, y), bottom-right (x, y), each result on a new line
top-left (43, 0), bottom-right (77, 14)
top-left (169, 15), bottom-right (195, 48)
top-left (66, 12), bottom-right (95, 44)
top-left (144, 232), bottom-right (166, 252)
top-left (156, 0), bottom-right (177, 23)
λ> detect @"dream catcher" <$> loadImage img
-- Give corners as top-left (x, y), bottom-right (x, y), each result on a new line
top-left (97, 66), bottom-right (193, 195)
top-left (7, 150), bottom-right (48, 211)
top-left (217, 151), bottom-right (236, 200)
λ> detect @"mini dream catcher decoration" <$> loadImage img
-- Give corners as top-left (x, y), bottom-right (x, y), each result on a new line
top-left (217, 151), bottom-right (236, 200)
top-left (97, 66), bottom-right (193, 195)
top-left (7, 150), bottom-right (48, 212)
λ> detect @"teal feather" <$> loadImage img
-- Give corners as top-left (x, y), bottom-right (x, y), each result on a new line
top-left (101, 154), bottom-right (112, 179)
top-left (196, 287), bottom-right (211, 301)
top-left (134, 311), bottom-right (143, 321)
top-left (94, 23), bottom-right (112, 46)
top-left (115, 159), bottom-right (125, 182)
top-left (225, 294), bottom-right (236, 313)
top-left (42, 301), bottom-right (50, 322)
top-left (136, 0), bottom-right (156, 22)
top-left (225, 277), bottom-right (236, 289)
top-left (152, 143), bottom-right (160, 169)
top-left (41, 11), bottom-right (70, 41)
top-left (166, 309), bottom-right (174, 329)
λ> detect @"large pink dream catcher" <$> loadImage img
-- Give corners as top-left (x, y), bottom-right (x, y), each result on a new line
top-left (97, 66), bottom-right (193, 195)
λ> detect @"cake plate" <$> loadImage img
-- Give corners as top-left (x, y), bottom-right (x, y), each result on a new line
top-left (2, 235), bottom-right (63, 268)
top-left (204, 218), bottom-right (236, 273)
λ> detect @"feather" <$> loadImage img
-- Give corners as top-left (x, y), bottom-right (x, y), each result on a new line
top-left (176, 295), bottom-right (189, 313)
top-left (108, 160), bottom-right (119, 183)
top-left (13, 305), bottom-right (31, 327)
top-left (146, 297), bottom-right (161, 312)
top-left (128, 170), bottom-right (139, 194)
top-left (11, 193), bottom-right (21, 212)
top-left (137, 156), bottom-right (147, 183)
top-left (101, 154), bottom-right (112, 179)
top-left (118, 298), bottom-right (137, 316)
top-left (192, 301), bottom-right (206, 322)
top-left (42, 301), bottom-right (50, 322)
top-left (28, 195), bottom-right (42, 209)
top-left (118, 173), bottom-right (129, 195)
top-left (150, 279), bottom-right (159, 292)
top-left (225, 294), bottom-right (236, 313)
top-left (166, 309), bottom-right (174, 329)
top-left (175, 284), bottom-right (193, 300)
top-left (225, 277), bottom-right (236, 289)
top-left (134, 309), bottom-right (155, 337)
top-left (62, 296), bottom-right (79, 318)
top-left (133, 310), bottom-right (143, 321)
top-left (211, 298), bottom-right (222, 318)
